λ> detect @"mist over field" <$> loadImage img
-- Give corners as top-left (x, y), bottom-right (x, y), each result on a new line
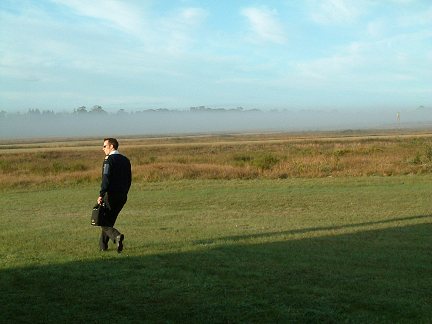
top-left (1, 108), bottom-right (431, 140)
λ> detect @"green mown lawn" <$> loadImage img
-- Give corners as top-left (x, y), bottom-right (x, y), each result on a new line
top-left (1, 176), bottom-right (431, 323)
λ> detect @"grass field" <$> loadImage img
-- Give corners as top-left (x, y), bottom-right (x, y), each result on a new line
top-left (1, 132), bottom-right (432, 322)
top-left (2, 130), bottom-right (432, 189)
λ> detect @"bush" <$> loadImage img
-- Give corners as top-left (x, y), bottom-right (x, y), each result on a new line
top-left (425, 145), bottom-right (432, 162)
top-left (253, 154), bottom-right (280, 170)
top-left (410, 152), bottom-right (422, 165)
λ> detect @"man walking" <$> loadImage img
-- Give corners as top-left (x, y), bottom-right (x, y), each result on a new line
top-left (97, 138), bottom-right (132, 253)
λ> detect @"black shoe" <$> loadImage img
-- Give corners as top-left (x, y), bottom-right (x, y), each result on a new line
top-left (116, 234), bottom-right (124, 253)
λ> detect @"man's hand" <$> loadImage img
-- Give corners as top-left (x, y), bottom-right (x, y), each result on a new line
top-left (97, 196), bottom-right (103, 205)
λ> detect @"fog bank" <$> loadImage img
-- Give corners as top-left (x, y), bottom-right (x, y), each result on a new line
top-left (1, 109), bottom-right (431, 140)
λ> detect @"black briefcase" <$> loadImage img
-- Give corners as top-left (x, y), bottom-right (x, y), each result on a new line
top-left (91, 203), bottom-right (106, 226)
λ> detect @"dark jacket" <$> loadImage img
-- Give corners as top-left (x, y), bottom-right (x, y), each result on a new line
top-left (100, 153), bottom-right (132, 197)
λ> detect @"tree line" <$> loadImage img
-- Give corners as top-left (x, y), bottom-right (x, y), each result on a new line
top-left (0, 105), bottom-right (265, 118)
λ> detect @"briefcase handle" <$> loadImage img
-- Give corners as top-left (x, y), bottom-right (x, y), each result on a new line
top-left (93, 202), bottom-right (105, 209)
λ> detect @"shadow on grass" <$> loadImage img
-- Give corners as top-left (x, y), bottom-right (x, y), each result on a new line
top-left (192, 214), bottom-right (432, 245)
top-left (1, 222), bottom-right (431, 323)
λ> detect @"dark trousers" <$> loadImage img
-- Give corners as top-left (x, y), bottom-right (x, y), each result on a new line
top-left (99, 192), bottom-right (127, 249)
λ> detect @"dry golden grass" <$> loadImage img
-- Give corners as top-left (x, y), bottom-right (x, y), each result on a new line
top-left (2, 130), bottom-right (432, 189)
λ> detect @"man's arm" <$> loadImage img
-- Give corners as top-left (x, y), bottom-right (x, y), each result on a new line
top-left (98, 158), bottom-right (111, 203)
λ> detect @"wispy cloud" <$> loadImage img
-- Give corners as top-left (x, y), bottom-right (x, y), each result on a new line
top-left (241, 7), bottom-right (287, 44)
top-left (157, 7), bottom-right (208, 54)
top-left (179, 7), bottom-right (208, 26)
top-left (397, 5), bottom-right (432, 26)
top-left (52, 0), bottom-right (146, 35)
top-left (366, 20), bottom-right (387, 38)
top-left (294, 25), bottom-right (432, 92)
top-left (308, 0), bottom-right (362, 24)
top-left (53, 1), bottom-right (209, 55)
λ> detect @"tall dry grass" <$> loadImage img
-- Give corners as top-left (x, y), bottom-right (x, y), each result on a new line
top-left (2, 131), bottom-right (432, 189)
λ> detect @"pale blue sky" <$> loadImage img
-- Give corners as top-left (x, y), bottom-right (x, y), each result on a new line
top-left (0, 0), bottom-right (431, 112)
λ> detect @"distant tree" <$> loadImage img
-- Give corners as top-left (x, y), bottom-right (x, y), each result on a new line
top-left (0, 110), bottom-right (6, 118)
top-left (117, 109), bottom-right (127, 115)
top-left (90, 105), bottom-right (107, 114)
top-left (27, 108), bottom-right (41, 115)
top-left (74, 106), bottom-right (88, 114)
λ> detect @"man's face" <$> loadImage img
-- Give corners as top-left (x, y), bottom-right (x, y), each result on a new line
top-left (102, 140), bottom-right (113, 155)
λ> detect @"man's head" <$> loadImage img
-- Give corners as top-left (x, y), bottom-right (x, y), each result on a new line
top-left (103, 138), bottom-right (119, 155)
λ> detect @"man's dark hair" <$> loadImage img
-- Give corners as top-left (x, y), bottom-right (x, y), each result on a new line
top-left (104, 138), bottom-right (119, 150)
